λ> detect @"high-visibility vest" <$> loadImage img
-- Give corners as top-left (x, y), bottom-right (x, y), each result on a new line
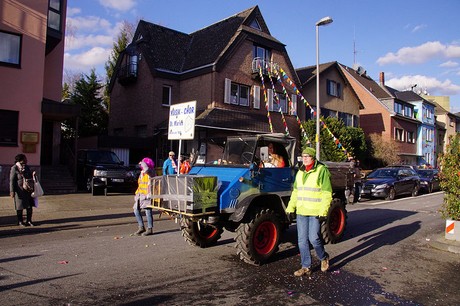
top-left (287, 163), bottom-right (332, 217)
top-left (136, 173), bottom-right (150, 195)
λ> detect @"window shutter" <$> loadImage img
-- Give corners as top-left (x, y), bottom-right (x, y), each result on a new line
top-left (337, 83), bottom-right (342, 98)
top-left (326, 80), bottom-right (331, 95)
top-left (224, 78), bottom-right (231, 104)
top-left (291, 94), bottom-right (297, 115)
top-left (253, 86), bottom-right (260, 109)
top-left (268, 89), bottom-right (273, 111)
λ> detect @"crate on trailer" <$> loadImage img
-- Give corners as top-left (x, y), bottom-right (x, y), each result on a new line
top-left (151, 175), bottom-right (218, 214)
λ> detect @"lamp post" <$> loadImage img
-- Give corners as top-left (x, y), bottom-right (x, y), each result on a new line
top-left (315, 16), bottom-right (333, 160)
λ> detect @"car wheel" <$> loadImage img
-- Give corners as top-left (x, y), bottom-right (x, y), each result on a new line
top-left (385, 187), bottom-right (396, 200)
top-left (411, 184), bottom-right (419, 197)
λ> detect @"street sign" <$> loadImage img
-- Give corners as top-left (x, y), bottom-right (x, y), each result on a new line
top-left (168, 101), bottom-right (196, 140)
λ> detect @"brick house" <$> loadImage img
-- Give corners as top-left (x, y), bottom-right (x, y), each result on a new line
top-left (296, 61), bottom-right (363, 127)
top-left (108, 6), bottom-right (302, 166)
top-left (340, 66), bottom-right (420, 165)
top-left (0, 0), bottom-right (76, 194)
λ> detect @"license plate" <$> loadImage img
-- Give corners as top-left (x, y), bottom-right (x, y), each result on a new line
top-left (113, 178), bottom-right (124, 183)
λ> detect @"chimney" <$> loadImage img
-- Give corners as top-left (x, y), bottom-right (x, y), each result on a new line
top-left (379, 72), bottom-right (385, 87)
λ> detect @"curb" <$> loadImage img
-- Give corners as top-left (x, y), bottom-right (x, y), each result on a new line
top-left (428, 234), bottom-right (460, 254)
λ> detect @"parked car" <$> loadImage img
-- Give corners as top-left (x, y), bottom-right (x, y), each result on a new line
top-left (76, 149), bottom-right (138, 195)
top-left (417, 169), bottom-right (440, 193)
top-left (359, 167), bottom-right (420, 201)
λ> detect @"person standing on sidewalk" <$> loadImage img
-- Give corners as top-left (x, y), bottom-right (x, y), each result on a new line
top-left (286, 147), bottom-right (332, 276)
top-left (133, 157), bottom-right (155, 236)
top-left (162, 151), bottom-right (177, 175)
top-left (9, 154), bottom-right (36, 226)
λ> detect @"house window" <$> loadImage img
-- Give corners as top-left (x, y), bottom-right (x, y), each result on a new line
top-left (353, 115), bottom-right (359, 128)
top-left (326, 80), bottom-right (341, 98)
top-left (426, 128), bottom-right (434, 142)
top-left (425, 107), bottom-right (433, 119)
top-left (321, 108), bottom-right (336, 119)
top-left (394, 102), bottom-right (403, 115)
top-left (249, 19), bottom-right (261, 31)
top-left (230, 83), bottom-right (249, 106)
top-left (404, 105), bottom-right (413, 118)
top-left (0, 109), bottom-right (19, 146)
top-left (395, 128), bottom-right (404, 141)
top-left (0, 31), bottom-right (22, 67)
top-left (272, 92), bottom-right (287, 113)
top-left (225, 79), bottom-right (249, 107)
top-left (253, 46), bottom-right (271, 74)
top-left (48, 0), bottom-right (62, 31)
top-left (162, 86), bottom-right (171, 106)
top-left (338, 112), bottom-right (353, 127)
top-left (407, 131), bottom-right (415, 143)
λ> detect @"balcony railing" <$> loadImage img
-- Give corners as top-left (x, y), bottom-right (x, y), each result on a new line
top-left (251, 57), bottom-right (279, 76)
top-left (118, 63), bottom-right (138, 85)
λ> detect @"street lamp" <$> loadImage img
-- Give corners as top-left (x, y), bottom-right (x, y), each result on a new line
top-left (315, 16), bottom-right (333, 160)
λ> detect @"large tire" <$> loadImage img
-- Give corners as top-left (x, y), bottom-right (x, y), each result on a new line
top-left (235, 208), bottom-right (281, 265)
top-left (180, 218), bottom-right (223, 248)
top-left (321, 198), bottom-right (347, 244)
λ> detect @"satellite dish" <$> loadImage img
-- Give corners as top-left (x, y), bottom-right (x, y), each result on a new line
top-left (356, 66), bottom-right (366, 76)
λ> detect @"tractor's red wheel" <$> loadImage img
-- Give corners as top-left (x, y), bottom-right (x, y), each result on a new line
top-left (321, 198), bottom-right (347, 244)
top-left (235, 208), bottom-right (281, 265)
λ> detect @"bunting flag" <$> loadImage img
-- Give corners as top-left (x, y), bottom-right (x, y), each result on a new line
top-left (258, 65), bottom-right (274, 133)
top-left (272, 68), bottom-right (309, 141)
top-left (277, 67), bottom-right (349, 155)
top-left (266, 62), bottom-right (290, 135)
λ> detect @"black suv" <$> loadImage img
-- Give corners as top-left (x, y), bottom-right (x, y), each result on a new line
top-left (76, 150), bottom-right (138, 195)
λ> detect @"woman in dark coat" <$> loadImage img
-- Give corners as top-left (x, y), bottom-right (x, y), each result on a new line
top-left (9, 154), bottom-right (36, 226)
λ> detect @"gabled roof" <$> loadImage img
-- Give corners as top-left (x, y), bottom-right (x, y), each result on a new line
top-left (131, 6), bottom-right (285, 75)
top-left (338, 64), bottom-right (392, 99)
top-left (393, 90), bottom-right (436, 107)
top-left (296, 61), bottom-right (364, 109)
top-left (296, 61), bottom-right (337, 86)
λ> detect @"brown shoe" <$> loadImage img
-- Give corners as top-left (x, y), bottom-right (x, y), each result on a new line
top-left (134, 226), bottom-right (145, 236)
top-left (142, 228), bottom-right (153, 236)
top-left (294, 267), bottom-right (311, 277)
top-left (321, 256), bottom-right (329, 272)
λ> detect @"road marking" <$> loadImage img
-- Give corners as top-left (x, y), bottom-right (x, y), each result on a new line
top-left (354, 191), bottom-right (443, 206)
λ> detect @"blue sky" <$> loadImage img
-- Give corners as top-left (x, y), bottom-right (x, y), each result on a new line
top-left (65, 0), bottom-right (460, 113)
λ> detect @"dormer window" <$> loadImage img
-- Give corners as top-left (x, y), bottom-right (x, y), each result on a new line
top-left (249, 19), bottom-right (262, 31)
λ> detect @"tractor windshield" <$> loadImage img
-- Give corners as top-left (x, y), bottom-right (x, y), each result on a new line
top-left (221, 137), bottom-right (257, 166)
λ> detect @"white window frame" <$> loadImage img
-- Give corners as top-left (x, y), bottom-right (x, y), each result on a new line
top-left (290, 94), bottom-right (297, 115)
top-left (224, 78), bottom-right (250, 107)
top-left (395, 128), bottom-right (404, 141)
top-left (253, 86), bottom-right (260, 109)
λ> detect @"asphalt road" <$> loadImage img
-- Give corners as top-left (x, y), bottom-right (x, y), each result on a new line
top-left (0, 191), bottom-right (459, 305)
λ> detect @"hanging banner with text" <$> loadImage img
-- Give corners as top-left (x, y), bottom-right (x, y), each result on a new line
top-left (168, 101), bottom-right (196, 140)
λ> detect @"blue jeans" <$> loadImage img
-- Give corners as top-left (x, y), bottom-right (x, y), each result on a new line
top-left (134, 206), bottom-right (153, 229)
top-left (296, 215), bottom-right (328, 268)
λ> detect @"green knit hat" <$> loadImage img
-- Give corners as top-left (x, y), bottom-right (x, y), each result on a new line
top-left (302, 147), bottom-right (316, 158)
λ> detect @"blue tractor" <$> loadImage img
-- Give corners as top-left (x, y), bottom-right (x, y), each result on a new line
top-left (151, 133), bottom-right (354, 265)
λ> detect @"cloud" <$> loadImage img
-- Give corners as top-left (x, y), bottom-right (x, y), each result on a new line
top-left (66, 16), bottom-right (112, 33)
top-left (65, 34), bottom-right (114, 51)
top-left (386, 75), bottom-right (460, 96)
top-left (440, 61), bottom-right (459, 68)
top-left (98, 0), bottom-right (137, 12)
top-left (377, 41), bottom-right (460, 66)
top-left (412, 24), bottom-right (426, 33)
top-left (64, 47), bottom-right (112, 72)
top-left (67, 7), bottom-right (81, 17)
